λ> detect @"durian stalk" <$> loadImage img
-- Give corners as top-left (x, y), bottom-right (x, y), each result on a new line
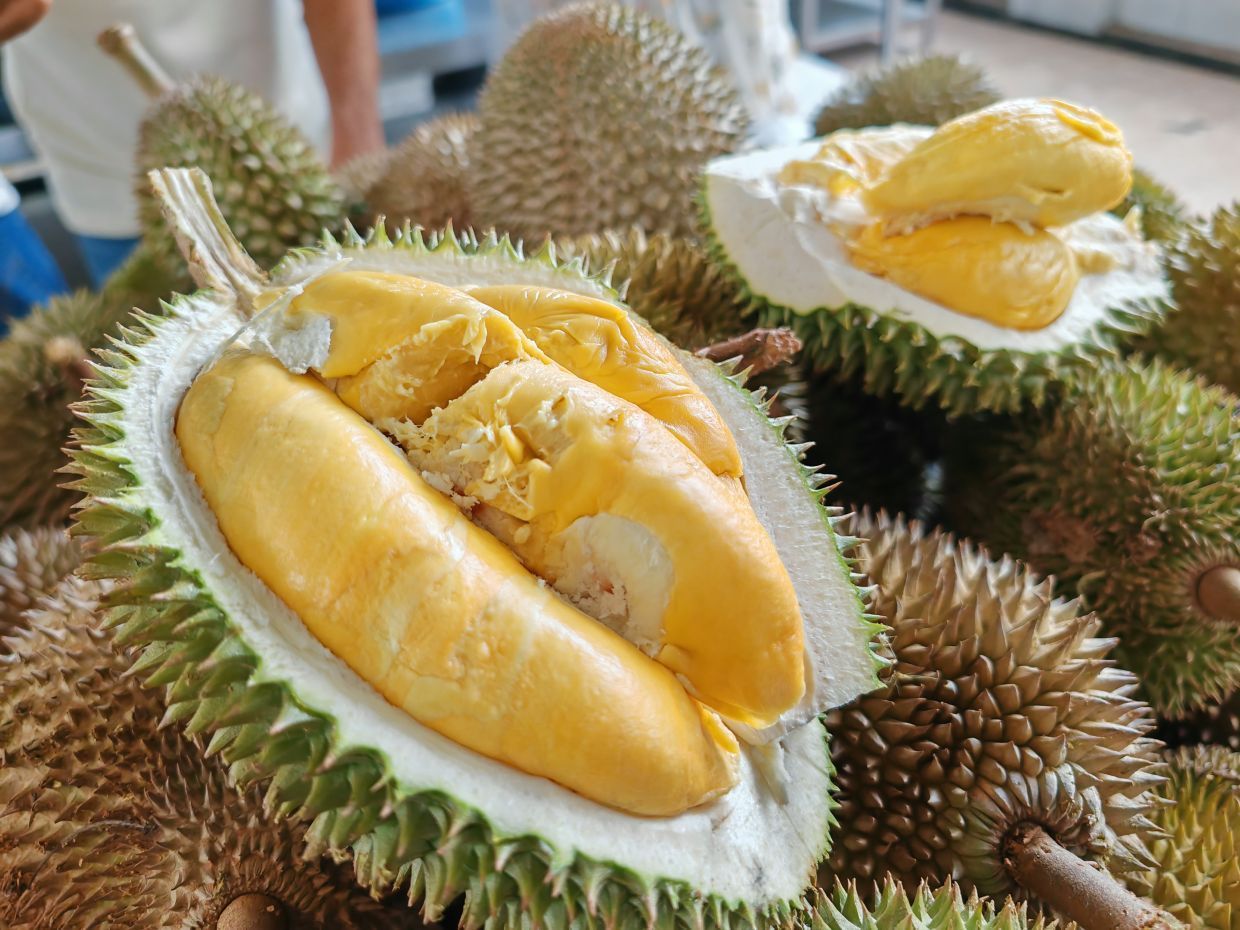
top-left (217, 893), bottom-right (286, 930)
top-left (1004, 824), bottom-right (1175, 930)
top-left (97, 24), bottom-right (175, 100)
top-left (1198, 565), bottom-right (1240, 624)
top-left (695, 327), bottom-right (802, 376)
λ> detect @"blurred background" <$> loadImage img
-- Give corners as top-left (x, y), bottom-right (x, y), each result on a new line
top-left (2, 0), bottom-right (1236, 289)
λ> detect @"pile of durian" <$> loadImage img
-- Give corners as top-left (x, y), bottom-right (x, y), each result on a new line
top-left (2, 6), bottom-right (1238, 930)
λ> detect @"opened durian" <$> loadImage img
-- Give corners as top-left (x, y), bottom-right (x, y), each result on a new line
top-left (702, 98), bottom-right (1167, 415)
top-left (1111, 168), bottom-right (1188, 244)
top-left (0, 525), bottom-right (80, 645)
top-left (945, 360), bottom-right (1240, 718)
top-left (97, 24), bottom-right (345, 274)
top-left (825, 510), bottom-right (1169, 930)
top-left (1142, 202), bottom-right (1239, 395)
top-left (0, 574), bottom-right (422, 929)
top-left (1125, 747), bottom-right (1240, 929)
top-left (814, 55), bottom-right (1001, 135)
top-left (810, 880), bottom-right (1059, 930)
top-left (70, 168), bottom-right (882, 929)
top-left (470, 3), bottom-right (749, 241)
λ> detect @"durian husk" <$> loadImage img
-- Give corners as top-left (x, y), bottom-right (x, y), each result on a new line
top-left (1141, 202), bottom-right (1240, 395)
top-left (825, 510), bottom-right (1164, 904)
top-left (1110, 168), bottom-right (1189, 245)
top-left (469, 2), bottom-right (749, 241)
top-left (813, 55), bottom-right (1001, 135)
top-left (1124, 747), bottom-right (1240, 929)
top-left (810, 880), bottom-right (1060, 929)
top-left (0, 525), bottom-right (80, 646)
top-left (944, 360), bottom-right (1240, 718)
top-left (0, 575), bottom-right (421, 929)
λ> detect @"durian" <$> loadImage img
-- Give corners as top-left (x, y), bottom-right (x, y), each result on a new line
top-left (469, 3), bottom-right (749, 241)
top-left (1111, 168), bottom-right (1188, 244)
top-left (69, 168), bottom-right (883, 930)
top-left (825, 510), bottom-right (1169, 930)
top-left (344, 113), bottom-right (477, 234)
top-left (944, 360), bottom-right (1240, 718)
top-left (97, 23), bottom-right (345, 274)
top-left (702, 98), bottom-right (1167, 415)
top-left (813, 55), bottom-right (1001, 135)
top-left (0, 290), bottom-right (139, 527)
top-left (0, 575), bottom-right (422, 929)
top-left (0, 525), bottom-right (80, 645)
top-left (1143, 202), bottom-right (1240, 395)
top-left (810, 880), bottom-right (1058, 930)
top-left (1125, 747), bottom-right (1240, 929)
top-left (1158, 691), bottom-right (1240, 752)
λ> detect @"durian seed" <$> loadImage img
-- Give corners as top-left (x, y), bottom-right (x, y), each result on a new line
top-left (1198, 565), bottom-right (1240, 624)
top-left (217, 893), bottom-right (287, 930)
top-left (695, 327), bottom-right (802, 375)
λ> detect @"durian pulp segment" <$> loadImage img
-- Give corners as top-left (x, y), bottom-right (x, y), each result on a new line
top-left (175, 350), bottom-right (740, 816)
top-left (388, 358), bottom-right (805, 729)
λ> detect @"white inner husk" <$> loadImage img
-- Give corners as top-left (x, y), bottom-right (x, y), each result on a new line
top-left (704, 137), bottom-right (1169, 352)
top-left (117, 246), bottom-right (872, 903)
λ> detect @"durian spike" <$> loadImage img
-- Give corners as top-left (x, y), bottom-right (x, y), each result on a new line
top-left (1003, 824), bottom-right (1176, 930)
top-left (147, 168), bottom-right (267, 305)
top-left (1198, 565), bottom-right (1240, 624)
top-left (696, 327), bottom-right (802, 376)
top-left (97, 24), bottom-right (175, 100)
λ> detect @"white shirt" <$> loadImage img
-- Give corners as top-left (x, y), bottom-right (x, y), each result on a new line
top-left (3, 0), bottom-right (330, 237)
top-left (0, 176), bottom-right (18, 215)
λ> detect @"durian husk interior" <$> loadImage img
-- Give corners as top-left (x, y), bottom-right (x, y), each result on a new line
top-left (175, 268), bottom-right (809, 816)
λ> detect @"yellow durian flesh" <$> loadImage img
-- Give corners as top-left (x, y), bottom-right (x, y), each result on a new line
top-left (847, 216), bottom-right (1080, 330)
top-left (863, 98), bottom-right (1133, 231)
top-left (175, 350), bottom-right (741, 817)
top-left (777, 126), bottom-right (928, 197)
top-left (389, 358), bottom-right (806, 729)
top-left (464, 284), bottom-right (742, 478)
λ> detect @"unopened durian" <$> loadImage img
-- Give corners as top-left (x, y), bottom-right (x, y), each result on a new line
top-left (945, 360), bottom-right (1240, 718)
top-left (98, 24), bottom-right (345, 274)
top-left (702, 98), bottom-right (1167, 415)
top-left (1111, 168), bottom-right (1188, 244)
top-left (1143, 202), bottom-right (1239, 395)
top-left (69, 168), bottom-right (882, 930)
top-left (346, 113), bottom-right (477, 234)
top-left (826, 510), bottom-right (1169, 930)
top-left (0, 290), bottom-right (139, 527)
top-left (0, 576), bottom-right (421, 929)
top-left (810, 880), bottom-right (1059, 930)
top-left (470, 3), bottom-right (748, 241)
top-left (0, 525), bottom-right (80, 644)
top-left (1125, 747), bottom-right (1240, 929)
top-left (814, 55), bottom-right (1001, 135)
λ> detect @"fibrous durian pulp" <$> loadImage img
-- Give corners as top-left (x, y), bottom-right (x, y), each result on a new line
top-left (702, 97), bottom-right (1167, 415)
top-left (70, 167), bottom-right (882, 930)
top-left (469, 3), bottom-right (749, 241)
top-left (0, 574), bottom-right (422, 929)
top-left (945, 360), bottom-right (1240, 719)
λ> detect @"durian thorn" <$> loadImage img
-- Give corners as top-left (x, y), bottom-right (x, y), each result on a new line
top-left (97, 24), bottom-right (175, 99)
top-left (217, 893), bottom-right (287, 930)
top-left (695, 327), bottom-right (802, 376)
top-left (148, 167), bottom-right (268, 308)
top-left (43, 334), bottom-right (94, 395)
top-left (1197, 565), bottom-right (1240, 624)
top-left (1002, 822), bottom-right (1177, 930)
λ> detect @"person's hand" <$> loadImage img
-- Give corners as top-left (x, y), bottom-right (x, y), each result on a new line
top-left (0, 0), bottom-right (50, 42)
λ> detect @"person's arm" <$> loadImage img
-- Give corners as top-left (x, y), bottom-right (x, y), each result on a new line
top-left (0, 0), bottom-right (49, 42)
top-left (302, 0), bottom-right (385, 167)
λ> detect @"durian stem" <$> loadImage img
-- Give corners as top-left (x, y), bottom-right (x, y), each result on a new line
top-left (1003, 823), bottom-right (1176, 930)
top-left (97, 24), bottom-right (175, 99)
top-left (217, 893), bottom-right (286, 930)
top-left (1198, 565), bottom-right (1240, 623)
top-left (695, 327), bottom-right (802, 375)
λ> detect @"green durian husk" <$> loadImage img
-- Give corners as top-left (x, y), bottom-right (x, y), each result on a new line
top-left (810, 880), bottom-right (1061, 929)
top-left (1110, 168), bottom-right (1190, 245)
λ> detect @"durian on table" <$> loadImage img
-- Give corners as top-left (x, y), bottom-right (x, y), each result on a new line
top-left (68, 166), bottom-right (883, 930)
top-left (701, 97), bottom-right (1168, 415)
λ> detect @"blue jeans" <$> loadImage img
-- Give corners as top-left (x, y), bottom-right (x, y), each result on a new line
top-left (0, 206), bottom-right (68, 329)
top-left (75, 234), bottom-right (140, 288)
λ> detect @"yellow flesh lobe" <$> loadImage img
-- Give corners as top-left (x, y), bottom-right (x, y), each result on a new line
top-left (388, 359), bottom-right (806, 729)
top-left (847, 217), bottom-right (1081, 329)
top-left (175, 351), bottom-right (741, 816)
top-left (465, 285), bottom-right (743, 478)
top-left (863, 98), bottom-right (1133, 231)
top-left (777, 126), bottom-right (927, 197)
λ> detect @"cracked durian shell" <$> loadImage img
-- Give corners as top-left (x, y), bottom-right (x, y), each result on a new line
top-left (824, 510), bottom-right (1164, 898)
top-left (1124, 747), bottom-right (1240, 929)
top-left (469, 2), bottom-right (749, 241)
top-left (813, 55), bottom-right (1001, 135)
top-left (944, 360), bottom-right (1240, 718)
top-left (0, 574), bottom-right (422, 930)
top-left (0, 525), bottom-right (81, 646)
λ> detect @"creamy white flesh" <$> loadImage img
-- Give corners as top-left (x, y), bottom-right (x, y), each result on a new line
top-left (703, 135), bottom-right (1169, 350)
top-left (121, 252), bottom-right (877, 902)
